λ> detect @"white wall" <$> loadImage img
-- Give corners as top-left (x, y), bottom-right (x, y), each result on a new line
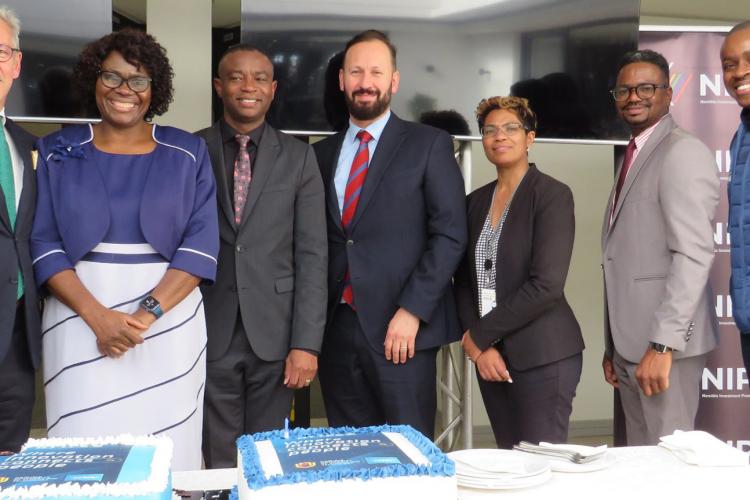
top-left (146, 0), bottom-right (212, 131)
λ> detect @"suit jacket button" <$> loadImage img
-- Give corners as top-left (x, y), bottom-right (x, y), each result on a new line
top-left (236, 244), bottom-right (244, 253)
top-left (9, 278), bottom-right (18, 284)
top-left (346, 239), bottom-right (354, 246)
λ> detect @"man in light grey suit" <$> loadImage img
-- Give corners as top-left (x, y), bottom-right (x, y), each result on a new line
top-left (601, 49), bottom-right (719, 445)
top-left (197, 45), bottom-right (327, 467)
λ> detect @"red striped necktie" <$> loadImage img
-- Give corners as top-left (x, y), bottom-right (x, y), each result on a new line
top-left (341, 130), bottom-right (373, 308)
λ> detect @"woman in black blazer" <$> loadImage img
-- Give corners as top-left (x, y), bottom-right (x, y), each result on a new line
top-left (455, 96), bottom-right (584, 448)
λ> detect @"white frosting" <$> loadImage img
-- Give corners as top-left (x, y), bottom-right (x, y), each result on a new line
top-left (0, 434), bottom-right (172, 499)
top-left (237, 431), bottom-right (456, 500)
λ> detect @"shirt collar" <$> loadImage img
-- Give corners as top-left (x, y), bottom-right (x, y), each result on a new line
top-left (344, 110), bottom-right (391, 145)
top-left (741, 107), bottom-right (750, 129)
top-left (1, 108), bottom-right (6, 127)
top-left (631, 113), bottom-right (669, 150)
top-left (221, 118), bottom-right (265, 145)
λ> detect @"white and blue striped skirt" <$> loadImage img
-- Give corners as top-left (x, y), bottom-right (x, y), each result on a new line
top-left (42, 243), bottom-right (206, 471)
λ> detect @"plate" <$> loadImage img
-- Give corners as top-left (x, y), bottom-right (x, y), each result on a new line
top-left (456, 469), bottom-right (552, 495)
top-left (448, 449), bottom-right (550, 479)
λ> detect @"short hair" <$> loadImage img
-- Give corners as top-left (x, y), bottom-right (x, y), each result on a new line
top-left (617, 49), bottom-right (670, 82)
top-left (728, 20), bottom-right (750, 35)
top-left (217, 43), bottom-right (274, 78)
top-left (0, 6), bottom-right (21, 49)
top-left (475, 96), bottom-right (537, 133)
top-left (73, 28), bottom-right (173, 121)
top-left (343, 29), bottom-right (397, 69)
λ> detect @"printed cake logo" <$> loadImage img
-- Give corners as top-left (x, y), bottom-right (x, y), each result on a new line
top-left (0, 477), bottom-right (8, 484)
top-left (295, 461), bottom-right (316, 469)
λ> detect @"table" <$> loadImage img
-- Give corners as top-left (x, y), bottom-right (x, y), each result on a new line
top-left (172, 447), bottom-right (750, 499)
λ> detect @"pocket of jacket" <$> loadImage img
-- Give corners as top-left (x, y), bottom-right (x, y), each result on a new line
top-left (275, 276), bottom-right (295, 293)
top-left (634, 274), bottom-right (667, 282)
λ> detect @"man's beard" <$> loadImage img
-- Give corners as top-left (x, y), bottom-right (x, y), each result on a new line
top-left (345, 88), bottom-right (391, 121)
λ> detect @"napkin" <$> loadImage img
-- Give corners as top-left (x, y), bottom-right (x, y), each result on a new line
top-left (659, 430), bottom-right (749, 467)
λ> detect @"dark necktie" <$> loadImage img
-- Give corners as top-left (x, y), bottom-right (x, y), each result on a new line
top-left (610, 138), bottom-right (636, 223)
top-left (341, 130), bottom-right (373, 308)
top-left (0, 129), bottom-right (21, 298)
top-left (233, 134), bottom-right (252, 225)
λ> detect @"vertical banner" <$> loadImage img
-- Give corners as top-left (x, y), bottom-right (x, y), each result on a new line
top-left (641, 30), bottom-right (749, 451)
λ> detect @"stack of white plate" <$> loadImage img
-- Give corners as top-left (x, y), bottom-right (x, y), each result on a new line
top-left (447, 449), bottom-right (552, 497)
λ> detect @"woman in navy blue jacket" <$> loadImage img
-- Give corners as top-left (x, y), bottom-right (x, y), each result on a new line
top-left (30, 29), bottom-right (218, 471)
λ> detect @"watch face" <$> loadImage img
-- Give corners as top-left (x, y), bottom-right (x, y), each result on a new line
top-left (143, 296), bottom-right (157, 309)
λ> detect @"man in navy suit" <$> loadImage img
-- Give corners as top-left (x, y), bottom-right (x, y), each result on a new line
top-left (0, 6), bottom-right (40, 452)
top-left (313, 29), bottom-right (467, 438)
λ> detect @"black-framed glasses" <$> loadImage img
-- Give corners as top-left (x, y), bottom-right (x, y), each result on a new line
top-left (610, 83), bottom-right (669, 102)
top-left (98, 70), bottom-right (152, 93)
top-left (0, 44), bottom-right (19, 63)
top-left (481, 122), bottom-right (526, 138)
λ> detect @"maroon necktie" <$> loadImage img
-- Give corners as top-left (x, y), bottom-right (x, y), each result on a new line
top-left (341, 130), bottom-right (373, 308)
top-left (233, 134), bottom-right (252, 225)
top-left (611, 138), bottom-right (636, 221)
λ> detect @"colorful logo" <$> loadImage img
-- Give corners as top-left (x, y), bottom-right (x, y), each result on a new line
top-left (669, 63), bottom-right (693, 106)
top-left (295, 461), bottom-right (316, 469)
top-left (0, 477), bottom-right (8, 484)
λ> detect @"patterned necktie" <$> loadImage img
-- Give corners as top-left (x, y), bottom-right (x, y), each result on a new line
top-left (0, 128), bottom-right (21, 299)
top-left (233, 134), bottom-right (252, 225)
top-left (610, 138), bottom-right (636, 224)
top-left (341, 130), bottom-right (373, 308)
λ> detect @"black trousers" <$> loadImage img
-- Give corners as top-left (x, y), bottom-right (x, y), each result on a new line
top-left (0, 305), bottom-right (34, 452)
top-left (478, 351), bottom-right (582, 449)
top-left (318, 304), bottom-right (438, 439)
top-left (202, 314), bottom-right (292, 468)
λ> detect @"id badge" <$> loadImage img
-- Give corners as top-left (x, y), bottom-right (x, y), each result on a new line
top-left (481, 288), bottom-right (496, 317)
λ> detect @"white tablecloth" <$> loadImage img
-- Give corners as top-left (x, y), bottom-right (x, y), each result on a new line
top-left (172, 447), bottom-right (750, 499)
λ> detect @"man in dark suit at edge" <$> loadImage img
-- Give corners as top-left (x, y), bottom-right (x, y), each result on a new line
top-left (0, 5), bottom-right (41, 453)
top-left (197, 45), bottom-right (327, 467)
top-left (313, 29), bottom-right (467, 439)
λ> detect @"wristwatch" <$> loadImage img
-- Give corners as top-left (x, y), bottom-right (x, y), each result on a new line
top-left (650, 342), bottom-right (673, 354)
top-left (140, 295), bottom-right (163, 319)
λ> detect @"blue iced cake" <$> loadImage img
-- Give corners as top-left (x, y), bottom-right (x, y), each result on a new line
top-left (0, 435), bottom-right (172, 499)
top-left (235, 425), bottom-right (456, 500)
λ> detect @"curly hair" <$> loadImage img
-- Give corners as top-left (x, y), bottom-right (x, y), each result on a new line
top-left (475, 95), bottom-right (537, 133)
top-left (73, 28), bottom-right (174, 121)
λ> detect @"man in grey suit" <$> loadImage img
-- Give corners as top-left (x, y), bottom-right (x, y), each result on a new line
top-left (601, 49), bottom-right (719, 445)
top-left (197, 45), bottom-right (327, 467)
top-left (0, 6), bottom-right (40, 453)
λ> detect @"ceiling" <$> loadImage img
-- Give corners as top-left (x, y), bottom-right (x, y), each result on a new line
top-left (112, 0), bottom-right (748, 28)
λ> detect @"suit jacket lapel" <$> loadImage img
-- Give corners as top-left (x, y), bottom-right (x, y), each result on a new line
top-left (238, 125), bottom-right (279, 228)
top-left (204, 123), bottom-right (236, 231)
top-left (11, 123), bottom-right (36, 234)
top-left (350, 114), bottom-right (406, 232)
top-left (607, 116), bottom-right (676, 234)
top-left (321, 133), bottom-right (345, 234)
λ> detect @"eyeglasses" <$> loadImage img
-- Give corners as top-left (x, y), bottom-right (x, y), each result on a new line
top-left (98, 70), bottom-right (152, 93)
top-left (0, 44), bottom-right (19, 63)
top-left (610, 83), bottom-right (669, 102)
top-left (481, 122), bottom-right (525, 137)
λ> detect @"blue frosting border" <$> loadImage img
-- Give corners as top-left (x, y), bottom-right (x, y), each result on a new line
top-left (236, 425), bottom-right (455, 490)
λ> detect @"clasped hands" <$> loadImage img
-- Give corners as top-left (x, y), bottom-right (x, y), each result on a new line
top-left (602, 348), bottom-right (672, 396)
top-left (462, 331), bottom-right (512, 383)
top-left (88, 306), bottom-right (154, 358)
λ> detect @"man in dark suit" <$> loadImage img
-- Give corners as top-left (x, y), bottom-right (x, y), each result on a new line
top-left (0, 6), bottom-right (40, 453)
top-left (313, 30), bottom-right (467, 439)
top-left (197, 45), bottom-right (327, 467)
